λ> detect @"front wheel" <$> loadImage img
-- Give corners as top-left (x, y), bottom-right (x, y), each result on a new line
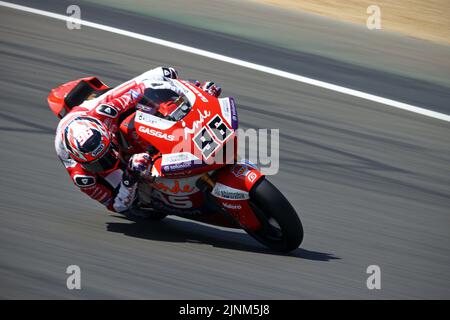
top-left (246, 178), bottom-right (303, 252)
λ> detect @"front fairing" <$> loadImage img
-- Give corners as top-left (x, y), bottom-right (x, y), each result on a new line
top-left (134, 79), bottom-right (238, 178)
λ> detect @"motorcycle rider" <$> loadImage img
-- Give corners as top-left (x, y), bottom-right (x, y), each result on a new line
top-left (54, 66), bottom-right (222, 216)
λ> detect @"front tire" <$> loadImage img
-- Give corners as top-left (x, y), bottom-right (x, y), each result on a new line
top-left (246, 178), bottom-right (303, 252)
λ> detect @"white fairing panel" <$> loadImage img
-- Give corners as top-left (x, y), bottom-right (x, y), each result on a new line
top-left (135, 110), bottom-right (176, 130)
top-left (218, 98), bottom-right (232, 127)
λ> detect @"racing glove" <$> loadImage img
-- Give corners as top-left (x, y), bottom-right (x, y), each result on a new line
top-left (201, 81), bottom-right (222, 97)
top-left (128, 153), bottom-right (153, 179)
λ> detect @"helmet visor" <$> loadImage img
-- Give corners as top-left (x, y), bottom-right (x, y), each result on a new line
top-left (81, 143), bottom-right (120, 173)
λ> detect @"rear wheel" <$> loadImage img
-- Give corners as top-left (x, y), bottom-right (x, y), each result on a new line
top-left (246, 178), bottom-right (303, 252)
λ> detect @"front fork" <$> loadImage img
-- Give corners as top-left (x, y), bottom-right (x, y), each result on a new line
top-left (195, 173), bottom-right (242, 228)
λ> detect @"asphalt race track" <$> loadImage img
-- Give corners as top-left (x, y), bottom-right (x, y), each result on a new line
top-left (1, 7), bottom-right (449, 299)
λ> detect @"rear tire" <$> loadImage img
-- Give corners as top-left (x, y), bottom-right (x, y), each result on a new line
top-left (246, 178), bottom-right (303, 252)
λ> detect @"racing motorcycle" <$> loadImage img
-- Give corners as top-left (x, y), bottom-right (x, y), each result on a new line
top-left (48, 75), bottom-right (303, 252)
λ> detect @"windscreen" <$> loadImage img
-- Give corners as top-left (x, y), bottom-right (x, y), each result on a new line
top-left (137, 83), bottom-right (192, 121)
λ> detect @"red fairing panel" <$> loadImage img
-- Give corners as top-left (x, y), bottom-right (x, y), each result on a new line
top-left (134, 80), bottom-right (237, 178)
top-left (211, 163), bottom-right (264, 230)
top-left (47, 77), bottom-right (110, 119)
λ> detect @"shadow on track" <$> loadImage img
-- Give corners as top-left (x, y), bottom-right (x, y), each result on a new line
top-left (106, 216), bottom-right (340, 262)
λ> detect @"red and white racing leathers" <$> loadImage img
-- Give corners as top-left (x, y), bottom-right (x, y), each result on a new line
top-left (54, 67), bottom-right (179, 213)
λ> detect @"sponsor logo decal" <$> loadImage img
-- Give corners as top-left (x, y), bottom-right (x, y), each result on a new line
top-left (182, 109), bottom-right (211, 139)
top-left (162, 67), bottom-right (173, 78)
top-left (247, 172), bottom-right (258, 183)
top-left (219, 98), bottom-right (232, 126)
top-left (74, 175), bottom-right (95, 188)
top-left (137, 111), bottom-right (158, 125)
top-left (161, 152), bottom-right (199, 165)
top-left (230, 97), bottom-right (238, 124)
top-left (223, 203), bottom-right (242, 210)
top-left (231, 164), bottom-right (259, 183)
top-left (212, 183), bottom-right (249, 200)
top-left (231, 165), bottom-right (249, 178)
top-left (153, 180), bottom-right (195, 194)
top-left (216, 190), bottom-right (247, 200)
top-left (91, 143), bottom-right (105, 157)
top-left (138, 126), bottom-right (175, 141)
top-left (135, 110), bottom-right (175, 130)
top-left (163, 161), bottom-right (194, 172)
top-left (96, 104), bottom-right (118, 118)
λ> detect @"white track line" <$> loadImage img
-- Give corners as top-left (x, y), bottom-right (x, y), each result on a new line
top-left (1, 1), bottom-right (449, 122)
